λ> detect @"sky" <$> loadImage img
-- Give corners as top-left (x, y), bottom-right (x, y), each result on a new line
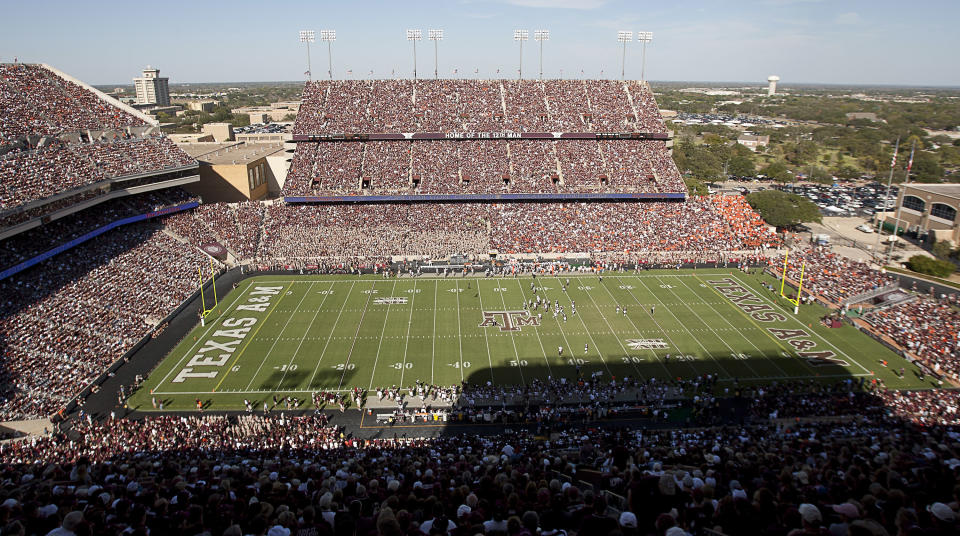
top-left (1, 0), bottom-right (957, 87)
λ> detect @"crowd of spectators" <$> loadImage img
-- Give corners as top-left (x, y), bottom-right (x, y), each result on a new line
top-left (0, 136), bottom-right (195, 212)
top-left (164, 198), bottom-right (781, 266)
top-left (780, 247), bottom-right (897, 305)
top-left (282, 139), bottom-right (684, 197)
top-left (0, 385), bottom-right (959, 535)
top-left (293, 79), bottom-right (668, 135)
top-left (0, 188), bottom-right (196, 272)
top-left (0, 63), bottom-right (144, 144)
top-left (0, 222), bottom-right (213, 420)
top-left (863, 294), bottom-right (960, 383)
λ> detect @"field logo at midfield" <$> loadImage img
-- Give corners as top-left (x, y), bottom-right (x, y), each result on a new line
top-left (479, 310), bottom-right (540, 332)
top-left (626, 339), bottom-right (669, 350)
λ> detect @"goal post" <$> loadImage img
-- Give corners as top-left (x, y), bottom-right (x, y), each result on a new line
top-left (780, 250), bottom-right (805, 311)
top-left (197, 259), bottom-right (220, 325)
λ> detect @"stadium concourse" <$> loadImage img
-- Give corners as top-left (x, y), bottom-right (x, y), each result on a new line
top-left (0, 64), bottom-right (959, 534)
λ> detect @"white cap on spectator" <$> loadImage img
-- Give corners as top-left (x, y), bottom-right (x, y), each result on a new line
top-left (799, 503), bottom-right (822, 524)
top-left (619, 511), bottom-right (637, 528)
top-left (927, 502), bottom-right (956, 522)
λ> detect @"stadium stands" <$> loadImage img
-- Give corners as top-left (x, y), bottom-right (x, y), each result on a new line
top-left (0, 64), bottom-right (145, 143)
top-left (294, 79), bottom-right (667, 135)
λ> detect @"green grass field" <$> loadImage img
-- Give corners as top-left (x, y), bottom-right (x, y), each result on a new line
top-left (129, 269), bottom-right (929, 412)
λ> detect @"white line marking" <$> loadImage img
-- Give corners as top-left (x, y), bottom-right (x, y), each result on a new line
top-left (245, 282), bottom-right (316, 390)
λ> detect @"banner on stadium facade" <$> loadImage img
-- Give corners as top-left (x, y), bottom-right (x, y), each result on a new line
top-left (284, 192), bottom-right (686, 204)
top-left (199, 242), bottom-right (228, 261)
top-left (294, 131), bottom-right (670, 142)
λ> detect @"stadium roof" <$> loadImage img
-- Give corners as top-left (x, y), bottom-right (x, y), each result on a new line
top-left (178, 142), bottom-right (285, 165)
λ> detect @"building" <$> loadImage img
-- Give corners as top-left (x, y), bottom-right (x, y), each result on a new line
top-left (846, 112), bottom-right (879, 122)
top-left (202, 122), bottom-right (234, 142)
top-left (889, 183), bottom-right (960, 244)
top-left (232, 102), bottom-right (300, 123)
top-left (186, 100), bottom-right (220, 113)
top-left (737, 134), bottom-right (770, 151)
top-left (177, 142), bottom-right (287, 202)
top-left (133, 66), bottom-right (170, 106)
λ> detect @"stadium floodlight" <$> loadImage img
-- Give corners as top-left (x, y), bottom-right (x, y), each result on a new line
top-left (429, 29), bottom-right (444, 80)
top-left (617, 30), bottom-right (632, 81)
top-left (514, 29), bottom-right (529, 79)
top-left (320, 30), bottom-right (336, 80)
top-left (407, 29), bottom-right (423, 80)
top-left (533, 29), bottom-right (549, 80)
top-left (299, 30), bottom-right (315, 81)
top-left (637, 31), bottom-right (653, 83)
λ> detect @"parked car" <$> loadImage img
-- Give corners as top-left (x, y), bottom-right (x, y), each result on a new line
top-left (855, 224), bottom-right (874, 233)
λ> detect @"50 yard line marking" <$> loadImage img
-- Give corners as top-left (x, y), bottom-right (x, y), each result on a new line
top-left (214, 282), bottom-right (293, 392)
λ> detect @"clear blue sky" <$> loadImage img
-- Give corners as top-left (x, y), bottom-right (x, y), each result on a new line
top-left (2, 0), bottom-right (956, 86)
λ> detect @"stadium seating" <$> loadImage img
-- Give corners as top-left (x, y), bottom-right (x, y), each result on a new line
top-left (294, 79), bottom-right (667, 135)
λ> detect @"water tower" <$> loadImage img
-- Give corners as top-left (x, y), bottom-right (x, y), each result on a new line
top-left (767, 75), bottom-right (780, 96)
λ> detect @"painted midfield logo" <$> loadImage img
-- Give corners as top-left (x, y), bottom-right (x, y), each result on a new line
top-left (479, 310), bottom-right (541, 332)
top-left (626, 339), bottom-right (669, 350)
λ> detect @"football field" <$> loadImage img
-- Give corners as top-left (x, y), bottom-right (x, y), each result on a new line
top-left (130, 269), bottom-right (926, 411)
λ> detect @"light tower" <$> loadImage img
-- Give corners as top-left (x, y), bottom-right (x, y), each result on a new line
top-left (299, 30), bottom-right (315, 81)
top-left (514, 29), bottom-right (529, 80)
top-left (428, 29), bottom-right (443, 80)
top-left (617, 31), bottom-right (632, 81)
top-left (637, 31), bottom-right (653, 82)
top-left (320, 30), bottom-right (336, 80)
top-left (407, 29), bottom-right (422, 79)
top-left (533, 30), bottom-right (549, 80)
top-left (767, 75), bottom-right (780, 96)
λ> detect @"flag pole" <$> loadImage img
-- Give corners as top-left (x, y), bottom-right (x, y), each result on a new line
top-left (887, 139), bottom-right (915, 263)
top-left (874, 137), bottom-right (899, 260)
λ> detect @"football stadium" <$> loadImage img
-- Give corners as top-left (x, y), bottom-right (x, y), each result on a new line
top-left (0, 41), bottom-right (959, 535)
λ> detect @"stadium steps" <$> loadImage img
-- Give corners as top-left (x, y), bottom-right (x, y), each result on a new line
top-left (840, 283), bottom-right (903, 306)
top-left (623, 81), bottom-right (642, 124)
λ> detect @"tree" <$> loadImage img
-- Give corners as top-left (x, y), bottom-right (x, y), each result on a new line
top-left (932, 239), bottom-right (952, 260)
top-left (728, 154), bottom-right (756, 177)
top-left (761, 161), bottom-right (792, 184)
top-left (906, 255), bottom-right (955, 278)
top-left (745, 190), bottom-right (822, 228)
top-left (804, 166), bottom-right (832, 184)
top-left (684, 178), bottom-right (708, 196)
top-left (911, 151), bottom-right (943, 182)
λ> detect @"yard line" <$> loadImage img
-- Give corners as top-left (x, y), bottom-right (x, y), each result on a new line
top-left (603, 277), bottom-right (701, 378)
top-left (215, 282), bottom-right (293, 391)
top-left (243, 282), bottom-right (317, 390)
top-left (274, 281), bottom-right (335, 390)
top-left (654, 275), bottom-right (765, 378)
top-left (335, 281), bottom-right (377, 389)
top-left (532, 277), bottom-right (582, 376)
top-left (632, 276), bottom-right (734, 378)
top-left (512, 278), bottom-right (553, 378)
top-left (593, 276), bottom-right (673, 377)
top-left (433, 279), bottom-right (439, 384)
top-left (364, 279), bottom-right (399, 390)
top-left (399, 279), bottom-right (418, 387)
top-left (672, 275), bottom-right (788, 377)
top-left (474, 280), bottom-right (498, 384)
top-left (550, 277), bottom-right (612, 377)
top-left (307, 281), bottom-right (358, 388)
top-left (454, 280), bottom-right (468, 383)
top-left (574, 276), bottom-right (647, 380)
top-left (729, 274), bottom-right (871, 374)
top-left (494, 278), bottom-right (525, 384)
top-left (154, 279), bottom-right (254, 391)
